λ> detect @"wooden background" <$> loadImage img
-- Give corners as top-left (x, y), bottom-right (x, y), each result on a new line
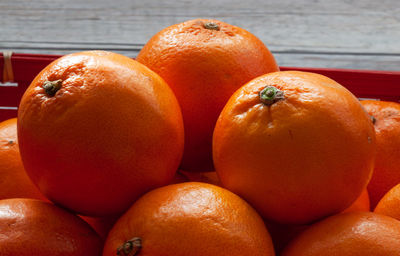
top-left (1, 0), bottom-right (400, 70)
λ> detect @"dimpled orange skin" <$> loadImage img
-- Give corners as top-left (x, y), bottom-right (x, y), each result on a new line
top-left (374, 184), bottom-right (400, 219)
top-left (281, 211), bottom-right (400, 256)
top-left (266, 189), bottom-right (370, 254)
top-left (360, 100), bottom-right (400, 208)
top-left (103, 182), bottom-right (275, 256)
top-left (213, 71), bottom-right (376, 225)
top-left (17, 51), bottom-right (184, 217)
top-left (0, 198), bottom-right (103, 256)
top-left (137, 19), bottom-right (279, 172)
top-left (0, 118), bottom-right (46, 200)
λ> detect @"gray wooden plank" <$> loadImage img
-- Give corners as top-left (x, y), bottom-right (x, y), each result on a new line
top-left (1, 0), bottom-right (399, 70)
top-left (1, 41), bottom-right (399, 71)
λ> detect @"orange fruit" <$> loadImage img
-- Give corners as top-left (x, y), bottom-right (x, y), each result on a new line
top-left (137, 18), bottom-right (279, 172)
top-left (103, 182), bottom-right (275, 256)
top-left (213, 71), bottom-right (376, 224)
top-left (267, 188), bottom-right (371, 253)
top-left (360, 100), bottom-right (400, 208)
top-left (0, 198), bottom-right (102, 255)
top-left (374, 183), bottom-right (400, 219)
top-left (281, 211), bottom-right (400, 255)
top-left (342, 188), bottom-right (370, 213)
top-left (17, 51), bottom-right (184, 217)
top-left (0, 118), bottom-right (45, 200)
top-left (80, 215), bottom-right (119, 241)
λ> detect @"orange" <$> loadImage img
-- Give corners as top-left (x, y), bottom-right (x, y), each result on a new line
top-left (0, 198), bottom-right (102, 255)
top-left (102, 182), bottom-right (275, 256)
top-left (169, 170), bottom-right (222, 185)
top-left (281, 211), bottom-right (400, 255)
top-left (266, 189), bottom-right (370, 254)
top-left (17, 51), bottom-right (184, 217)
top-left (342, 188), bottom-right (370, 213)
top-left (137, 18), bottom-right (279, 172)
top-left (213, 71), bottom-right (376, 224)
top-left (0, 118), bottom-right (45, 200)
top-left (360, 100), bottom-right (400, 208)
top-left (80, 215), bottom-right (119, 241)
top-left (374, 183), bottom-right (400, 219)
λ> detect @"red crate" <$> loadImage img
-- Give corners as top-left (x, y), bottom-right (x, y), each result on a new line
top-left (1, 52), bottom-right (400, 122)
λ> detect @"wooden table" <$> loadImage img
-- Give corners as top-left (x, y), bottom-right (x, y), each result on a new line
top-left (1, 0), bottom-right (399, 71)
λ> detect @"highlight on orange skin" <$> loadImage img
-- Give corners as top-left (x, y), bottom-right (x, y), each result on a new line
top-left (102, 182), bottom-right (275, 256)
top-left (0, 198), bottom-right (103, 256)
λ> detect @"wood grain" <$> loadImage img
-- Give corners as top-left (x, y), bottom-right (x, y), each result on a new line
top-left (1, 0), bottom-right (399, 70)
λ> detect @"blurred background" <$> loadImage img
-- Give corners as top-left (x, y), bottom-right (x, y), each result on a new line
top-left (1, 0), bottom-right (399, 70)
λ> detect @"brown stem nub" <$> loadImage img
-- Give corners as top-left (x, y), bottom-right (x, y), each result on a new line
top-left (203, 22), bottom-right (220, 31)
top-left (370, 115), bottom-right (377, 125)
top-left (43, 79), bottom-right (63, 96)
top-left (117, 237), bottom-right (142, 256)
top-left (259, 85), bottom-right (285, 106)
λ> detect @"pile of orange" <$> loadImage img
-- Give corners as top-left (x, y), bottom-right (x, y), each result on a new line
top-left (1, 18), bottom-right (400, 255)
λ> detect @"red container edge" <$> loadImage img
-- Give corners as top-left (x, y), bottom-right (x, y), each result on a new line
top-left (1, 53), bottom-right (400, 122)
